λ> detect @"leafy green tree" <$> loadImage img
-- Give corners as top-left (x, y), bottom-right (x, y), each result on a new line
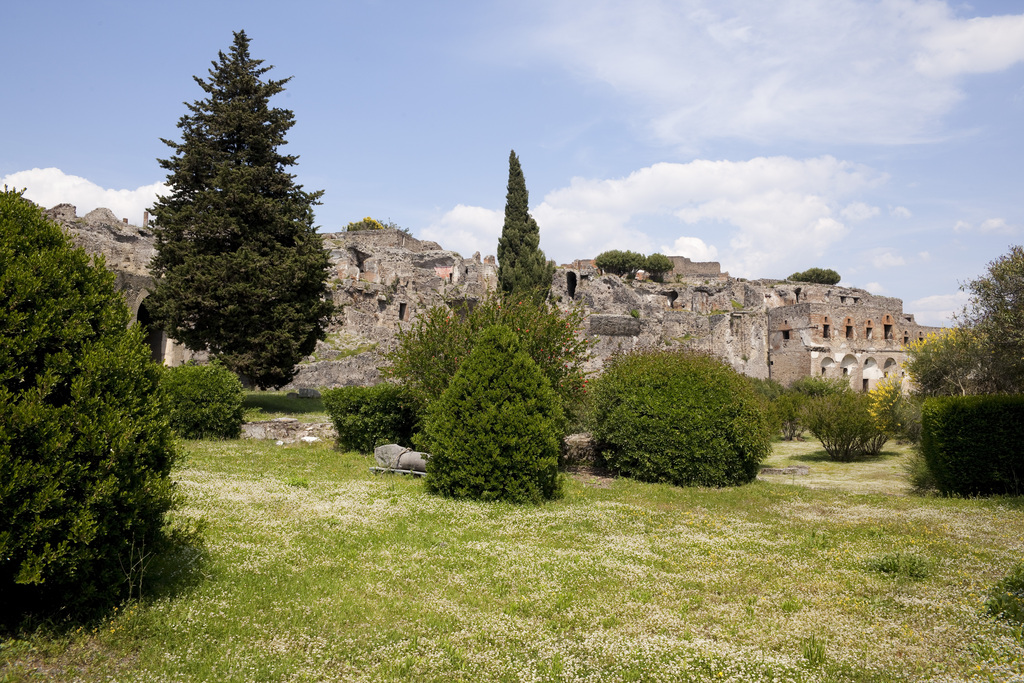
top-left (423, 325), bottom-right (563, 503)
top-left (147, 30), bottom-right (333, 388)
top-left (1, 190), bottom-right (177, 616)
top-left (904, 328), bottom-right (1008, 396)
top-left (961, 245), bottom-right (1024, 389)
top-left (384, 293), bottom-right (591, 429)
top-left (788, 268), bottom-right (841, 285)
top-left (497, 150), bottom-right (554, 296)
top-left (644, 253), bottom-right (674, 281)
top-left (594, 249), bottom-right (646, 278)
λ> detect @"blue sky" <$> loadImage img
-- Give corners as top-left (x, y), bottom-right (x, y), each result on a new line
top-left (3, 0), bottom-right (1023, 325)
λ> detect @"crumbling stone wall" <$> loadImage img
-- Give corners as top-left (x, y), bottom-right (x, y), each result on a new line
top-left (53, 202), bottom-right (940, 393)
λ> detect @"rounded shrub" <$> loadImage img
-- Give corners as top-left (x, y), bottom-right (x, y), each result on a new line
top-left (322, 382), bottom-right (417, 452)
top-left (804, 391), bottom-right (883, 461)
top-left (0, 190), bottom-right (177, 616)
top-left (423, 325), bottom-right (563, 503)
top-left (589, 350), bottom-right (773, 487)
top-left (162, 361), bottom-right (245, 439)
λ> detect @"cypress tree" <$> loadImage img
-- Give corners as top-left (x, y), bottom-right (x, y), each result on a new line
top-left (147, 30), bottom-right (333, 388)
top-left (497, 150), bottom-right (555, 296)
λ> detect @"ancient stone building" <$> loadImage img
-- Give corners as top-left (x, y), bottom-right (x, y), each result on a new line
top-left (51, 203), bottom-right (940, 391)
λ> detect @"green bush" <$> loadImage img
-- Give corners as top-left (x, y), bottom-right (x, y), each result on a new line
top-left (790, 375), bottom-right (849, 398)
top-left (774, 392), bottom-right (808, 441)
top-left (162, 362), bottom-right (245, 439)
top-left (787, 267), bottom-right (841, 285)
top-left (0, 190), bottom-right (177, 616)
top-left (423, 325), bottom-right (563, 503)
top-left (384, 292), bottom-right (590, 428)
top-left (804, 391), bottom-right (883, 461)
top-left (986, 563), bottom-right (1024, 625)
top-left (644, 253), bottom-right (674, 281)
top-left (589, 350), bottom-right (773, 487)
top-left (921, 395), bottom-right (1024, 496)
top-left (594, 249), bottom-right (647, 278)
top-left (322, 383), bottom-right (417, 453)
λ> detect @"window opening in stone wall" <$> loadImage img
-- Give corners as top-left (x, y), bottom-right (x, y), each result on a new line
top-left (865, 325), bottom-right (873, 340)
top-left (903, 331), bottom-right (910, 344)
top-left (822, 323), bottom-right (830, 339)
top-left (399, 302), bottom-right (407, 321)
top-left (795, 287), bottom-right (801, 303)
top-left (782, 330), bottom-right (790, 340)
top-left (863, 378), bottom-right (869, 392)
top-left (567, 271), bottom-right (577, 299)
top-left (884, 323), bottom-right (893, 340)
top-left (846, 325), bottom-right (853, 339)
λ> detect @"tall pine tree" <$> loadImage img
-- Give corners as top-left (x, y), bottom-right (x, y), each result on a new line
top-left (147, 31), bottom-right (333, 388)
top-left (497, 150), bottom-right (554, 296)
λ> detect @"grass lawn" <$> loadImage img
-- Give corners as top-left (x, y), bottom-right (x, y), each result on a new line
top-left (242, 391), bottom-right (328, 423)
top-left (3, 438), bottom-right (1023, 682)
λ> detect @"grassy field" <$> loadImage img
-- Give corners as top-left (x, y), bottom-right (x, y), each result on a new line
top-left (3, 438), bottom-right (1023, 682)
top-left (242, 391), bottom-right (327, 423)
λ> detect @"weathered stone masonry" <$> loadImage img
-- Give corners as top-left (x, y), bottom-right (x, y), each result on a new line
top-left (52, 203), bottom-right (941, 391)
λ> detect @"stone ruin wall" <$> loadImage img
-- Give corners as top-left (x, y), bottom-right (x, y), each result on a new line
top-left (49, 203), bottom-right (942, 392)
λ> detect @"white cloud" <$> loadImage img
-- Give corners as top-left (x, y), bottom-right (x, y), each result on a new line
top-left (524, 1), bottom-right (1024, 144)
top-left (871, 251), bottom-right (906, 268)
top-left (533, 155), bottom-right (882, 277)
top-left (864, 282), bottom-right (886, 294)
top-left (953, 217), bottom-right (1016, 234)
top-left (420, 204), bottom-right (503, 260)
top-left (915, 13), bottom-right (1024, 77)
top-left (661, 236), bottom-right (718, 262)
top-left (1, 167), bottom-right (165, 225)
top-left (919, 251), bottom-right (931, 262)
top-left (841, 202), bottom-right (880, 222)
top-left (891, 205), bottom-right (912, 218)
top-left (909, 291), bottom-right (968, 326)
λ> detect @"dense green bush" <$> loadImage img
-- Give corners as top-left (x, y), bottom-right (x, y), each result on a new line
top-left (0, 190), bottom-right (177, 616)
top-left (774, 392), bottom-right (808, 441)
top-left (384, 293), bottom-right (590, 427)
top-left (423, 325), bottom-right (562, 503)
top-left (787, 267), bottom-right (841, 285)
top-left (790, 375), bottom-right (849, 398)
top-left (921, 395), bottom-right (1024, 496)
top-left (986, 563), bottom-right (1024, 625)
top-left (589, 350), bottom-right (773, 487)
top-left (643, 253), bottom-right (674, 281)
top-left (803, 391), bottom-right (884, 461)
top-left (594, 249), bottom-right (647, 278)
top-left (162, 362), bottom-right (245, 439)
top-left (322, 383), bottom-right (417, 453)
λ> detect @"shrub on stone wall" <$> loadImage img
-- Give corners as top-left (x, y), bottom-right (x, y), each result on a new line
top-left (322, 383), bottom-right (417, 453)
top-left (423, 325), bottom-right (562, 503)
top-left (921, 395), bottom-right (1024, 496)
top-left (589, 350), bottom-right (773, 487)
top-left (162, 361), bottom-right (245, 439)
top-left (0, 190), bottom-right (177, 617)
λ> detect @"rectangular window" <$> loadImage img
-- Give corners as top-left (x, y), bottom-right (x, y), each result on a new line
top-left (782, 330), bottom-right (790, 340)
top-left (399, 302), bottom-right (407, 321)
top-left (822, 324), bottom-right (830, 339)
top-left (884, 324), bottom-right (893, 340)
top-left (846, 325), bottom-right (853, 339)
top-left (863, 379), bottom-right (869, 392)
top-left (866, 327), bottom-right (874, 340)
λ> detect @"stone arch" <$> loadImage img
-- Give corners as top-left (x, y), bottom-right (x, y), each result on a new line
top-left (840, 354), bottom-right (857, 377)
top-left (135, 299), bottom-right (166, 363)
top-left (820, 357), bottom-right (835, 377)
top-left (883, 357), bottom-right (898, 377)
top-left (863, 357), bottom-right (882, 391)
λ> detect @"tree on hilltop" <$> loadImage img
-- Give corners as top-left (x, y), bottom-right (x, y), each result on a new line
top-left (147, 30), bottom-right (333, 388)
top-left (788, 268), bottom-right (841, 285)
top-left (497, 150), bottom-right (554, 297)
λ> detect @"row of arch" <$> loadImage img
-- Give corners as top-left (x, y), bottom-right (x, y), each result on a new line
top-left (819, 355), bottom-right (901, 391)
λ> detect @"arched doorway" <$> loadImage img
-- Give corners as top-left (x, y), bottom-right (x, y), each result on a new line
top-left (136, 301), bottom-right (166, 363)
top-left (820, 357), bottom-right (835, 377)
